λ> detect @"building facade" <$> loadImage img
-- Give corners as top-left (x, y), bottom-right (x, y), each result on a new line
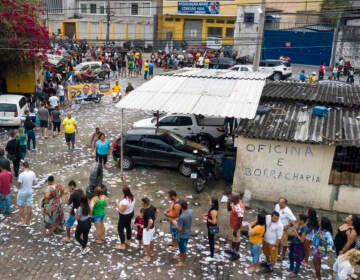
top-left (156, 0), bottom-right (258, 48)
top-left (45, 0), bottom-right (157, 45)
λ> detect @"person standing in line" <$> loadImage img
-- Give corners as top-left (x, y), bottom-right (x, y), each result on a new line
top-left (17, 162), bottom-right (37, 225)
top-left (304, 208), bottom-right (319, 266)
top-left (134, 209), bottom-right (144, 249)
top-left (5, 130), bottom-right (22, 178)
top-left (203, 197), bottom-right (218, 259)
top-left (37, 103), bottom-right (50, 139)
top-left (299, 70), bottom-right (306, 82)
top-left (333, 249), bottom-right (360, 280)
top-left (115, 186), bottom-right (135, 250)
top-left (226, 193), bottom-right (245, 261)
top-left (63, 180), bottom-right (84, 243)
top-left (148, 61), bottom-right (154, 79)
top-left (288, 214), bottom-right (308, 277)
top-left (247, 213), bottom-right (266, 273)
top-left (262, 211), bottom-right (283, 274)
top-left (94, 133), bottom-right (110, 167)
top-left (171, 200), bottom-right (192, 267)
top-left (312, 217), bottom-right (333, 280)
top-left (51, 106), bottom-right (62, 137)
top-left (143, 60), bottom-right (149, 80)
top-left (23, 116), bottom-right (36, 151)
top-left (16, 128), bottom-right (27, 160)
top-left (90, 186), bottom-right (107, 244)
top-left (274, 197), bottom-right (296, 261)
top-left (164, 190), bottom-right (182, 251)
top-left (62, 112), bottom-right (78, 151)
top-left (75, 195), bottom-right (92, 255)
top-left (0, 163), bottom-right (13, 215)
top-left (43, 176), bottom-right (66, 235)
top-left (141, 197), bottom-right (159, 262)
top-left (319, 62), bottom-right (326, 80)
top-left (0, 149), bottom-right (11, 172)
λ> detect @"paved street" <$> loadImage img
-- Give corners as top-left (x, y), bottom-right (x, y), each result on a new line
top-left (0, 69), bottom-right (337, 280)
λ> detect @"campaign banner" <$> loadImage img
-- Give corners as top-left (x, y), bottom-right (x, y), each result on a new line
top-left (68, 82), bottom-right (111, 101)
top-left (178, 2), bottom-right (219, 15)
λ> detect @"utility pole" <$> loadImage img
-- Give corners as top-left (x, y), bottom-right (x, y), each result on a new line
top-left (330, 13), bottom-right (342, 67)
top-left (106, 0), bottom-right (110, 44)
top-left (253, 0), bottom-right (266, 71)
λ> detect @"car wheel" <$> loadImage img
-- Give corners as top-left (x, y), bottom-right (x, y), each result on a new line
top-left (273, 72), bottom-right (282, 81)
top-left (179, 162), bottom-right (192, 177)
top-left (120, 156), bottom-right (134, 170)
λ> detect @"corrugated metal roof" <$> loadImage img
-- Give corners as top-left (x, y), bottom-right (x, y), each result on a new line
top-left (262, 82), bottom-right (360, 106)
top-left (116, 69), bottom-right (269, 119)
top-left (236, 102), bottom-right (360, 146)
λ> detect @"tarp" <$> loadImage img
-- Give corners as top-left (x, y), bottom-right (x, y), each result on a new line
top-left (116, 68), bottom-right (269, 119)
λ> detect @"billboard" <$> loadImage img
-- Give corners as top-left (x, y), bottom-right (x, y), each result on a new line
top-left (178, 2), bottom-right (219, 15)
top-left (68, 82), bottom-right (111, 101)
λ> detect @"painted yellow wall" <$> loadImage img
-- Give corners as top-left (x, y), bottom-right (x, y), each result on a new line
top-left (5, 62), bottom-right (42, 94)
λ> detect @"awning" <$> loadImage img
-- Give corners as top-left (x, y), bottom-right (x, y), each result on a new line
top-left (116, 68), bottom-right (269, 119)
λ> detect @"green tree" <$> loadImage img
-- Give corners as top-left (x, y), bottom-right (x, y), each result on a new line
top-left (320, 0), bottom-right (354, 23)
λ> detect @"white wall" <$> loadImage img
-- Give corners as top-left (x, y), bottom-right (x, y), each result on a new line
top-left (233, 136), bottom-right (336, 210)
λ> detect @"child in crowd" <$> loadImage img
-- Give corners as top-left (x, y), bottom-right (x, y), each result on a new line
top-left (333, 249), bottom-right (360, 280)
top-left (134, 208), bottom-right (144, 249)
top-left (75, 195), bottom-right (92, 255)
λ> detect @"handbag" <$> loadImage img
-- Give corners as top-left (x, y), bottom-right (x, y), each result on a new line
top-left (208, 225), bottom-right (219, 235)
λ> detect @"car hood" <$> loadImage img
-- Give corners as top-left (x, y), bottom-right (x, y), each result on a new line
top-left (179, 141), bottom-right (208, 154)
top-left (133, 117), bottom-right (155, 128)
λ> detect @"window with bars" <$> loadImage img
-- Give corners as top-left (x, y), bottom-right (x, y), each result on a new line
top-left (45, 0), bottom-right (63, 14)
top-left (207, 27), bottom-right (222, 37)
top-left (244, 13), bottom-right (255, 23)
top-left (80, 4), bottom-right (87, 14)
top-left (90, 4), bottom-right (97, 14)
top-left (131, 4), bottom-right (138, 15)
top-left (99, 5), bottom-right (105, 14)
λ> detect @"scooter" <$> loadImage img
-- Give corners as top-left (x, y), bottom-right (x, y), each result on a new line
top-left (183, 150), bottom-right (224, 193)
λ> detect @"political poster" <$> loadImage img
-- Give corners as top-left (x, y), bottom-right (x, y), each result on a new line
top-left (68, 82), bottom-right (111, 101)
top-left (178, 2), bottom-right (219, 15)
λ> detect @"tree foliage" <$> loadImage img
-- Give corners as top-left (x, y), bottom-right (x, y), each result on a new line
top-left (0, 0), bottom-right (50, 65)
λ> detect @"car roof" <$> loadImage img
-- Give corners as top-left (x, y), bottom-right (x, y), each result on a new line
top-left (0, 94), bottom-right (26, 102)
top-left (232, 64), bottom-right (253, 68)
top-left (127, 127), bottom-right (167, 136)
top-left (261, 59), bottom-right (282, 62)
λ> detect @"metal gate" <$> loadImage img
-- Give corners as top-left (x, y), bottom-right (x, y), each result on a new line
top-left (64, 22), bottom-right (76, 39)
top-left (262, 28), bottom-right (334, 65)
top-left (184, 20), bottom-right (202, 46)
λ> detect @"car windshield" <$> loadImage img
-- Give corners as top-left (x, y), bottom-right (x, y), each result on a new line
top-left (283, 62), bottom-right (291, 67)
top-left (0, 103), bottom-right (17, 112)
top-left (161, 131), bottom-right (186, 149)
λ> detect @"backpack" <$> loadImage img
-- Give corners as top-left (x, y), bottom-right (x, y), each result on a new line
top-left (314, 230), bottom-right (328, 257)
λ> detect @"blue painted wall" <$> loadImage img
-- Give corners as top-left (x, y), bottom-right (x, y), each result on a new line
top-left (262, 30), bottom-right (334, 65)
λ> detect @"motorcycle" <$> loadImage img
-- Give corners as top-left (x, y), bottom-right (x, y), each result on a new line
top-left (183, 150), bottom-right (224, 193)
top-left (75, 92), bottom-right (104, 104)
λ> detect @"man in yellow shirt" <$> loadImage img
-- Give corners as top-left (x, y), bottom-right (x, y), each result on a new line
top-left (143, 60), bottom-right (149, 80)
top-left (62, 112), bottom-right (78, 150)
top-left (112, 81), bottom-right (121, 101)
top-left (204, 57), bottom-right (210, 69)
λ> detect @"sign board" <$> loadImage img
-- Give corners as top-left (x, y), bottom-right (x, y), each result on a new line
top-left (178, 2), bottom-right (219, 15)
top-left (207, 36), bottom-right (222, 49)
top-left (68, 82), bottom-right (111, 101)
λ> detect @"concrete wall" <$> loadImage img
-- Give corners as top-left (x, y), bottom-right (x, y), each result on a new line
top-left (336, 19), bottom-right (360, 68)
top-left (233, 136), bottom-right (337, 210)
top-left (333, 186), bottom-right (360, 214)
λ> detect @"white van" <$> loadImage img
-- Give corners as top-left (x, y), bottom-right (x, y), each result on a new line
top-left (0, 95), bottom-right (29, 126)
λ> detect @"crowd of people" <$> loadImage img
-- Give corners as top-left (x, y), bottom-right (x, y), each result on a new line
top-left (299, 58), bottom-right (356, 85)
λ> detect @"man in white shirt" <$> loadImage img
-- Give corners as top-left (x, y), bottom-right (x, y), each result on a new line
top-left (57, 82), bottom-right (65, 106)
top-left (17, 162), bottom-right (37, 225)
top-left (274, 197), bottom-right (296, 260)
top-left (262, 211), bottom-right (283, 273)
top-left (48, 92), bottom-right (59, 109)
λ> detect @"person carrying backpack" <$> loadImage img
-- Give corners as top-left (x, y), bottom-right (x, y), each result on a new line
top-left (312, 217), bottom-right (334, 280)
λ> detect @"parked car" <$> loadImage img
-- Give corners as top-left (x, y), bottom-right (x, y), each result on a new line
top-left (0, 94), bottom-right (29, 127)
top-left (74, 61), bottom-right (102, 76)
top-left (209, 57), bottom-right (236, 69)
top-left (229, 64), bottom-right (254, 72)
top-left (133, 113), bottom-right (226, 149)
top-left (258, 59), bottom-right (292, 80)
top-left (112, 128), bottom-right (208, 176)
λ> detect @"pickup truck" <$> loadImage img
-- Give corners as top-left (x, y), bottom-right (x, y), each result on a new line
top-left (133, 113), bottom-right (226, 148)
